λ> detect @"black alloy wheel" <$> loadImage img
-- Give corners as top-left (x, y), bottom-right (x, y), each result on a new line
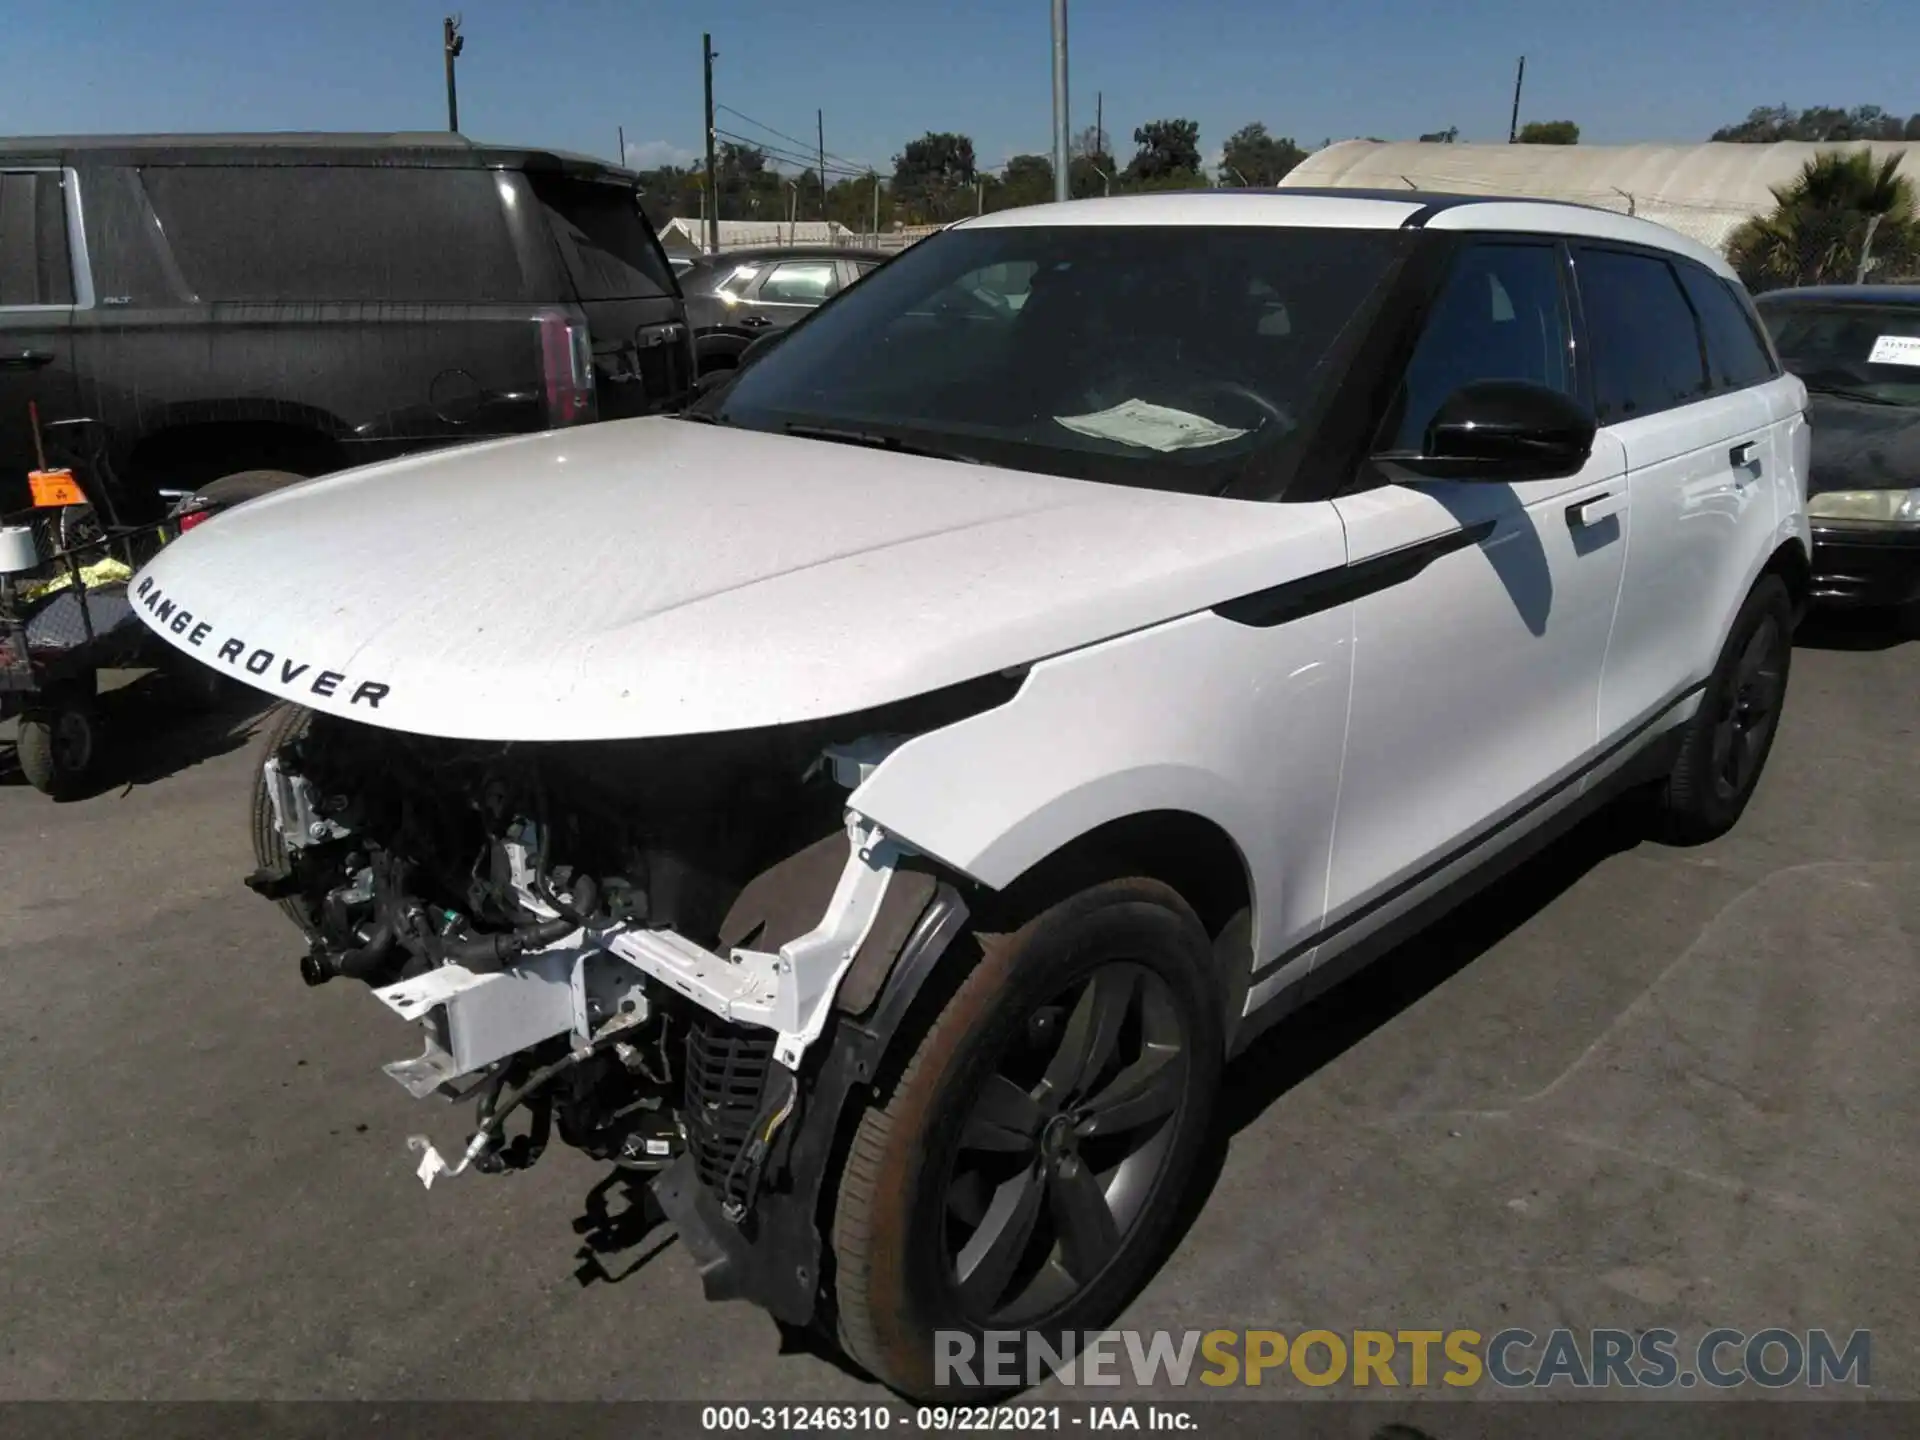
top-left (944, 960), bottom-right (1190, 1325)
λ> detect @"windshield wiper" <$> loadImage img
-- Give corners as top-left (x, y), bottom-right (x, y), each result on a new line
top-left (781, 421), bottom-right (984, 465)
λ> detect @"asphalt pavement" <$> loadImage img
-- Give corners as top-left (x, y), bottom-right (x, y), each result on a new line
top-left (1, 614), bottom-right (1915, 1402)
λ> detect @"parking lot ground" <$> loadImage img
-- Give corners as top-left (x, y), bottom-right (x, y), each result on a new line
top-left (1, 619), bottom-right (1915, 1401)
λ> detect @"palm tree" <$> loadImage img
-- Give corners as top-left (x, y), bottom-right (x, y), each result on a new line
top-left (1726, 150), bottom-right (1920, 290)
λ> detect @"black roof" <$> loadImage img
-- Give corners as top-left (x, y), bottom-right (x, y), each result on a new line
top-left (0, 131), bottom-right (631, 179)
top-left (1754, 283), bottom-right (1920, 306)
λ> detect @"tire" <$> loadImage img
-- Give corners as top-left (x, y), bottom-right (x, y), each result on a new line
top-left (831, 878), bottom-right (1222, 1400)
top-left (250, 702), bottom-right (320, 934)
top-left (17, 692), bottom-right (102, 799)
top-left (1654, 574), bottom-right (1794, 844)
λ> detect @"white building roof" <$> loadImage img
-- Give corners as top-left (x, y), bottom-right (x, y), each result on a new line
top-left (657, 217), bottom-right (856, 253)
top-left (1282, 140), bottom-right (1920, 252)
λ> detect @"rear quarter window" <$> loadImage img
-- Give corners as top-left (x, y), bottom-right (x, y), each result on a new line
top-left (526, 174), bottom-right (675, 301)
top-left (1574, 246), bottom-right (1710, 423)
top-left (1677, 262), bottom-right (1776, 391)
top-left (138, 165), bottom-right (528, 302)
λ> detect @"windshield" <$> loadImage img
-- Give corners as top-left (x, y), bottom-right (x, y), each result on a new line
top-left (1761, 300), bottom-right (1920, 407)
top-left (697, 224), bottom-right (1412, 495)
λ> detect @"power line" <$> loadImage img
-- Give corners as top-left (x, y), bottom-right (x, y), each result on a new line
top-left (716, 104), bottom-right (873, 174)
top-left (712, 127), bottom-right (870, 179)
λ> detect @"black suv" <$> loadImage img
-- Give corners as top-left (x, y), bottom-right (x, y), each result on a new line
top-left (1, 133), bottom-right (693, 518)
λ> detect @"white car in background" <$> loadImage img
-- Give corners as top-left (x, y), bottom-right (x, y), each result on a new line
top-left (131, 191), bottom-right (1810, 1397)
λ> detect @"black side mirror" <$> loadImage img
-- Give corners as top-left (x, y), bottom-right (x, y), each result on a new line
top-left (1400, 380), bottom-right (1596, 481)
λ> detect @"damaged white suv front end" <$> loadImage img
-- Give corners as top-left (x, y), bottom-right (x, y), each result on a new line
top-left (130, 193), bottom-right (1805, 1399)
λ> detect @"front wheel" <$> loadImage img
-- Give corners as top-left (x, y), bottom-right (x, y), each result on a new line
top-left (16, 689), bottom-right (103, 799)
top-left (1654, 574), bottom-right (1794, 844)
top-left (830, 879), bottom-right (1222, 1399)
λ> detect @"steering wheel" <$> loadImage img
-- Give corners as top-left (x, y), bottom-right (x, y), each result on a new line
top-left (1179, 379), bottom-right (1294, 434)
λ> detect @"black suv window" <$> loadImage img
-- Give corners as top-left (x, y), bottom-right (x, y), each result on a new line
top-left (1380, 242), bottom-right (1573, 452)
top-left (527, 175), bottom-right (675, 300)
top-left (1575, 247), bottom-right (1710, 423)
top-left (139, 165), bottom-right (526, 302)
top-left (1677, 262), bottom-right (1776, 391)
top-left (0, 171), bottom-right (75, 307)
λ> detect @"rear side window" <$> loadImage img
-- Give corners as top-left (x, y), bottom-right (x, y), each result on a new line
top-left (1677, 263), bottom-right (1776, 391)
top-left (138, 165), bottom-right (527, 302)
top-left (757, 260), bottom-right (840, 304)
top-left (1380, 242), bottom-right (1573, 452)
top-left (1574, 247), bottom-right (1709, 423)
top-left (0, 170), bottom-right (75, 306)
top-left (527, 175), bottom-right (674, 300)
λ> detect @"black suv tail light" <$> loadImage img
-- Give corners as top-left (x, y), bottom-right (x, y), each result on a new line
top-left (537, 310), bottom-right (598, 427)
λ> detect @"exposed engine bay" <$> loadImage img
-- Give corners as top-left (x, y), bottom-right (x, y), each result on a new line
top-left (244, 688), bottom-right (993, 1215)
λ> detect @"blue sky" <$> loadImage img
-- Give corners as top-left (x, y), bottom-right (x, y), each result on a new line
top-left (3, 0), bottom-right (1914, 177)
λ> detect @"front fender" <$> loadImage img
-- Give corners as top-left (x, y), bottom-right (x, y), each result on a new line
top-left (848, 604), bottom-right (1354, 966)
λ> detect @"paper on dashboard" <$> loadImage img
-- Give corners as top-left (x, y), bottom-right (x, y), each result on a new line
top-left (1055, 398), bottom-right (1250, 453)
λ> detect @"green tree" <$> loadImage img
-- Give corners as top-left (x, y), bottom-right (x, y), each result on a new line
top-left (1516, 120), bottom-right (1580, 145)
top-left (892, 131), bottom-right (977, 222)
top-left (1418, 126), bottom-right (1459, 143)
top-left (1218, 122), bottom-right (1307, 185)
top-left (1712, 104), bottom-right (1920, 143)
top-left (997, 153), bottom-right (1056, 209)
top-left (824, 173), bottom-right (894, 235)
top-left (1069, 123), bottom-right (1116, 198)
top-left (1725, 149), bottom-right (1920, 290)
top-left (1126, 118), bottom-right (1202, 182)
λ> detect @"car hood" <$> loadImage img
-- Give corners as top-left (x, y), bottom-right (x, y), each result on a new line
top-left (130, 417), bottom-right (1345, 741)
top-left (1805, 394), bottom-right (1920, 497)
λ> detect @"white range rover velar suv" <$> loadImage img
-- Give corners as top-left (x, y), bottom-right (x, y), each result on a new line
top-left (131, 190), bottom-right (1810, 1397)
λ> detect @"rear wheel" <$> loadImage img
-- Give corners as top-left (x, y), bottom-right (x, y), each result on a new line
top-left (1654, 574), bottom-right (1793, 843)
top-left (831, 879), bottom-right (1221, 1399)
top-left (249, 703), bottom-right (320, 934)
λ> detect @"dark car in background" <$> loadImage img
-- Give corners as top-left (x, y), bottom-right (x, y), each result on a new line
top-left (677, 245), bottom-right (886, 375)
top-left (0, 132), bottom-right (692, 519)
top-left (1756, 284), bottom-right (1920, 610)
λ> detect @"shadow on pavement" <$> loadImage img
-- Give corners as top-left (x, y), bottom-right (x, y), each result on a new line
top-left (1160, 795), bottom-right (1651, 1267)
top-left (0, 668), bottom-right (274, 800)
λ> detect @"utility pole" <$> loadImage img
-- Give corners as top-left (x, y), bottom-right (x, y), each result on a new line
top-left (871, 170), bottom-right (881, 242)
top-left (1050, 0), bottom-right (1069, 203)
top-left (702, 33), bottom-right (719, 253)
top-left (442, 15), bottom-right (464, 133)
top-left (817, 109), bottom-right (827, 223)
top-left (617, 124), bottom-right (625, 167)
top-left (1507, 55), bottom-right (1525, 143)
top-left (1096, 90), bottom-right (1103, 157)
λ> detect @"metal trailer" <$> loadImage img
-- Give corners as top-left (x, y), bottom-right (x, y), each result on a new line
top-left (1, 418), bottom-right (189, 797)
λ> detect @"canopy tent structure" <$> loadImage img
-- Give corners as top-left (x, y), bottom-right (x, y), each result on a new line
top-left (1282, 140), bottom-right (1920, 255)
top-left (656, 217), bottom-right (858, 255)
